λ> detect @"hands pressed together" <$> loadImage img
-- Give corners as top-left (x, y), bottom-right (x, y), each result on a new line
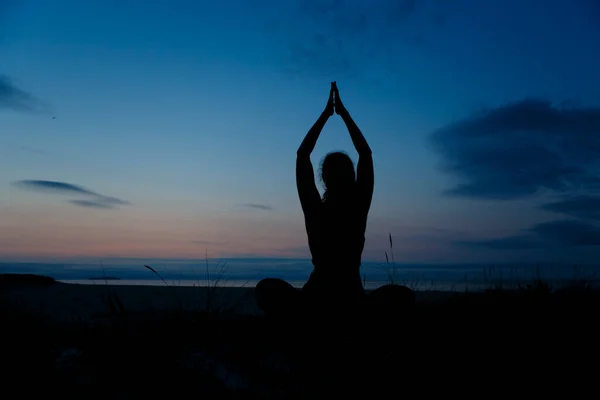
top-left (299, 80), bottom-right (368, 157)
top-left (324, 81), bottom-right (348, 118)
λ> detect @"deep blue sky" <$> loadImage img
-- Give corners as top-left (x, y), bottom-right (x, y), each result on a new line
top-left (1, 0), bottom-right (600, 264)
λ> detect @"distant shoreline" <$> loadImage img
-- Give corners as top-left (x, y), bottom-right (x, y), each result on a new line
top-left (0, 273), bottom-right (56, 287)
top-left (3, 262), bottom-right (600, 291)
top-left (2, 272), bottom-right (599, 293)
top-left (88, 276), bottom-right (121, 280)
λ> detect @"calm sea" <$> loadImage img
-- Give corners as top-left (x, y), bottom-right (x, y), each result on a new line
top-left (2, 258), bottom-right (599, 292)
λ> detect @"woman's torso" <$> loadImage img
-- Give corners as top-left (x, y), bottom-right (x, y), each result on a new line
top-left (305, 199), bottom-right (367, 277)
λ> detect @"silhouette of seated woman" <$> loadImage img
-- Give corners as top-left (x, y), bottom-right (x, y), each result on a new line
top-left (255, 82), bottom-right (415, 319)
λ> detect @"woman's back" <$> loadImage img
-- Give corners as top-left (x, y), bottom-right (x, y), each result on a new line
top-left (307, 197), bottom-right (366, 274)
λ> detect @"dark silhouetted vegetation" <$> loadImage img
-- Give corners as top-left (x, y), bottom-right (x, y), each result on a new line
top-left (2, 272), bottom-right (598, 398)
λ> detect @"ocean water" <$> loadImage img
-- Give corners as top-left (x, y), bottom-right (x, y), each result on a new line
top-left (2, 258), bottom-right (599, 292)
top-left (56, 279), bottom-right (497, 292)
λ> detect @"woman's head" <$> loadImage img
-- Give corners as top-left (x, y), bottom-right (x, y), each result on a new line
top-left (320, 151), bottom-right (356, 200)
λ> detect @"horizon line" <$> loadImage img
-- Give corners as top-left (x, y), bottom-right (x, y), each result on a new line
top-left (0, 257), bottom-right (597, 267)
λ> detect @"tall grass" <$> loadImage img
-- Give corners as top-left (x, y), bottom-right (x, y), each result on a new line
top-left (380, 233), bottom-right (437, 291)
top-left (378, 234), bottom-right (599, 293)
top-left (383, 233), bottom-right (397, 285)
top-left (203, 251), bottom-right (228, 312)
top-left (143, 250), bottom-right (230, 313)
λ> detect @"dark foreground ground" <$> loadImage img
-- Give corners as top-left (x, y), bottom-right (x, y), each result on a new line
top-left (2, 275), bottom-right (599, 399)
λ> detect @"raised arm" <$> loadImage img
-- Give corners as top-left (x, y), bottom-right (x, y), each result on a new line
top-left (333, 82), bottom-right (371, 155)
top-left (297, 84), bottom-right (334, 156)
top-left (296, 83), bottom-right (335, 218)
top-left (333, 83), bottom-right (374, 214)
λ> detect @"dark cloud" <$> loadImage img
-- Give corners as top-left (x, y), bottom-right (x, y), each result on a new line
top-left (0, 75), bottom-right (43, 112)
top-left (432, 99), bottom-right (600, 252)
top-left (430, 99), bottom-right (600, 200)
top-left (14, 180), bottom-right (130, 210)
top-left (240, 203), bottom-right (274, 211)
top-left (540, 195), bottom-right (600, 221)
top-left (459, 220), bottom-right (600, 250)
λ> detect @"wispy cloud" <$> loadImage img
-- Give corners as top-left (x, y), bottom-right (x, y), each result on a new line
top-left (458, 220), bottom-right (600, 250)
top-left (240, 203), bottom-right (274, 211)
top-left (540, 195), bottom-right (600, 221)
top-left (1, 142), bottom-right (49, 156)
top-left (16, 144), bottom-right (48, 156)
top-left (14, 180), bottom-right (130, 210)
top-left (0, 75), bottom-right (45, 112)
top-left (69, 200), bottom-right (114, 209)
top-left (15, 180), bottom-right (96, 196)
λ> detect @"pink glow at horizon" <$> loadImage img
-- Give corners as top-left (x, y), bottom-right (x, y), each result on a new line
top-left (0, 180), bottom-right (566, 263)
top-left (0, 204), bottom-right (313, 260)
top-left (0, 201), bottom-right (499, 263)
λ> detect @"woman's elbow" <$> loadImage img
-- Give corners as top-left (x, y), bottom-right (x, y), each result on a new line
top-left (297, 149), bottom-right (310, 158)
top-left (359, 149), bottom-right (372, 158)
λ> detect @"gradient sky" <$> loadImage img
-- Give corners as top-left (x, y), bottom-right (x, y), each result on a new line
top-left (2, 0), bottom-right (600, 264)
